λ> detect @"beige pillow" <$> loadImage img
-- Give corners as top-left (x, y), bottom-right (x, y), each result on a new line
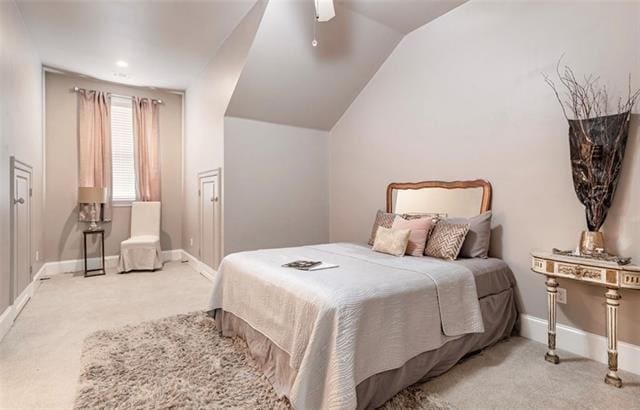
top-left (372, 226), bottom-right (411, 257)
top-left (424, 222), bottom-right (470, 260)
top-left (368, 210), bottom-right (397, 245)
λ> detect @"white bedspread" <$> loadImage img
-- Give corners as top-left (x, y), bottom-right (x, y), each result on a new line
top-left (208, 243), bottom-right (484, 410)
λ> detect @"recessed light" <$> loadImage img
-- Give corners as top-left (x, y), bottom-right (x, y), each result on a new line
top-left (116, 60), bottom-right (128, 68)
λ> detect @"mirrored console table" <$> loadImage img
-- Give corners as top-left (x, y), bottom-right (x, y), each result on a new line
top-left (531, 251), bottom-right (640, 388)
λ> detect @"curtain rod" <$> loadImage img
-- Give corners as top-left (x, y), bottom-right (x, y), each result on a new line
top-left (72, 86), bottom-right (164, 104)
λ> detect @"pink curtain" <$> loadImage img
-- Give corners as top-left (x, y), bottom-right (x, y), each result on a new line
top-left (78, 89), bottom-right (112, 221)
top-left (133, 97), bottom-right (161, 202)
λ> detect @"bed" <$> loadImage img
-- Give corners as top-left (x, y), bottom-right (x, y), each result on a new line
top-left (208, 180), bottom-right (518, 410)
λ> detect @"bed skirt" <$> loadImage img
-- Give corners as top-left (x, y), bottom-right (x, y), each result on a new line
top-left (210, 285), bottom-right (517, 409)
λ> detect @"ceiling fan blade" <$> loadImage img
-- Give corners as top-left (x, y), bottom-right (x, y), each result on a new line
top-left (315, 0), bottom-right (335, 22)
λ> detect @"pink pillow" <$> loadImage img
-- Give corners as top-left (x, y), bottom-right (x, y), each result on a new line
top-left (391, 217), bottom-right (434, 256)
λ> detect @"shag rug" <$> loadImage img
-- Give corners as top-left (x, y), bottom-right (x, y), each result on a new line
top-left (74, 312), bottom-right (452, 409)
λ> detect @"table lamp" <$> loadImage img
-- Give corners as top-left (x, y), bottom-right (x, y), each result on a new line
top-left (78, 187), bottom-right (107, 231)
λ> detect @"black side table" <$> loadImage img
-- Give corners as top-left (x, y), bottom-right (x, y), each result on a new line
top-left (83, 229), bottom-right (106, 277)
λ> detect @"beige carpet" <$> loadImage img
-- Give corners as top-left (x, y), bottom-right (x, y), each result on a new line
top-left (74, 312), bottom-right (450, 410)
top-left (0, 262), bottom-right (213, 410)
top-left (73, 311), bottom-right (640, 410)
top-left (421, 336), bottom-right (640, 409)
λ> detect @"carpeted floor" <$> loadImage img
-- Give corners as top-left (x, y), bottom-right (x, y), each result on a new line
top-left (422, 337), bottom-right (640, 409)
top-left (74, 311), bottom-right (640, 410)
top-left (0, 262), bottom-right (214, 410)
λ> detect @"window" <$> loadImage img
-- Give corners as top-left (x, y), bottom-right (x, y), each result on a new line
top-left (111, 96), bottom-right (136, 202)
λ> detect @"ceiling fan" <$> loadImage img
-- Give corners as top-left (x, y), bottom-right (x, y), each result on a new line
top-left (315, 0), bottom-right (335, 22)
top-left (312, 0), bottom-right (335, 47)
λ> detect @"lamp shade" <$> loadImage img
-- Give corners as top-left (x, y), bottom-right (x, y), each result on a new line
top-left (78, 187), bottom-right (107, 204)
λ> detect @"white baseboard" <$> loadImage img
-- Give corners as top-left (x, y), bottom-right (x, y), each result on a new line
top-left (0, 263), bottom-right (46, 342)
top-left (519, 313), bottom-right (640, 376)
top-left (163, 249), bottom-right (184, 263)
top-left (0, 306), bottom-right (14, 343)
top-left (43, 249), bottom-right (183, 276)
top-left (180, 250), bottom-right (216, 282)
top-left (44, 255), bottom-right (118, 275)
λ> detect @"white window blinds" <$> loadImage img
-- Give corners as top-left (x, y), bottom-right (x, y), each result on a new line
top-left (111, 95), bottom-right (137, 202)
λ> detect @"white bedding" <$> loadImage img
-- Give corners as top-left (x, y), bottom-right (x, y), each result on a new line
top-left (208, 243), bottom-right (484, 410)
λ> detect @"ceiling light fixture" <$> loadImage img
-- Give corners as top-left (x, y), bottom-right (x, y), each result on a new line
top-left (116, 60), bottom-right (128, 68)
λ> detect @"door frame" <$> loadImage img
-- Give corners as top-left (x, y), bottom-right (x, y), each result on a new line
top-left (9, 156), bottom-right (32, 305)
top-left (197, 168), bottom-right (221, 269)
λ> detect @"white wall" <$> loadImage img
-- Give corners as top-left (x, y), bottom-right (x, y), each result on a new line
top-left (0, 0), bottom-right (43, 312)
top-left (224, 117), bottom-right (329, 255)
top-left (329, 1), bottom-right (640, 345)
top-left (182, 1), bottom-right (266, 259)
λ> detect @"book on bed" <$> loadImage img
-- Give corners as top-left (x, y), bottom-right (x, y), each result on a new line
top-left (282, 260), bottom-right (339, 271)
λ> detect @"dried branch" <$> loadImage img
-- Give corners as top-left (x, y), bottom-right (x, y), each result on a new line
top-left (543, 57), bottom-right (640, 121)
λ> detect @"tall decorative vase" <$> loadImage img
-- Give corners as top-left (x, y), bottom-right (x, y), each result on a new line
top-left (567, 112), bottom-right (630, 255)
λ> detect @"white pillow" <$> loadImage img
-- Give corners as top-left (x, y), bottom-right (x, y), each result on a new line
top-left (372, 227), bottom-right (411, 257)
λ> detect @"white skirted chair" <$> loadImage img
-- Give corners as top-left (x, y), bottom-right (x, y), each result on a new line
top-left (118, 201), bottom-right (162, 272)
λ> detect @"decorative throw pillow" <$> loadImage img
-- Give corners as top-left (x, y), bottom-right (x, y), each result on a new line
top-left (402, 213), bottom-right (442, 239)
top-left (372, 227), bottom-right (411, 257)
top-left (401, 212), bottom-right (447, 220)
top-left (368, 210), bottom-right (397, 245)
top-left (424, 222), bottom-right (470, 260)
top-left (391, 217), bottom-right (434, 256)
top-left (446, 211), bottom-right (492, 258)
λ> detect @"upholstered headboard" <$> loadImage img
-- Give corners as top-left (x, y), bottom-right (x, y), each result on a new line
top-left (386, 180), bottom-right (492, 217)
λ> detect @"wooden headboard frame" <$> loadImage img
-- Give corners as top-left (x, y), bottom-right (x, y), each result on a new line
top-left (386, 179), bottom-right (492, 214)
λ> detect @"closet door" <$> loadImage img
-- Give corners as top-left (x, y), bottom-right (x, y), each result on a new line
top-left (198, 169), bottom-right (221, 269)
top-left (11, 157), bottom-right (32, 303)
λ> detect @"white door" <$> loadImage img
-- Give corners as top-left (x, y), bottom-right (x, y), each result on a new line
top-left (199, 170), bottom-right (221, 269)
top-left (11, 157), bottom-right (32, 303)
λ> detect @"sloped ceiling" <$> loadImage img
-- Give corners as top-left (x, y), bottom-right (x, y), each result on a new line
top-left (16, 0), bottom-right (257, 89)
top-left (226, 0), bottom-right (401, 130)
top-left (339, 0), bottom-right (468, 34)
top-left (226, 0), bottom-right (467, 130)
